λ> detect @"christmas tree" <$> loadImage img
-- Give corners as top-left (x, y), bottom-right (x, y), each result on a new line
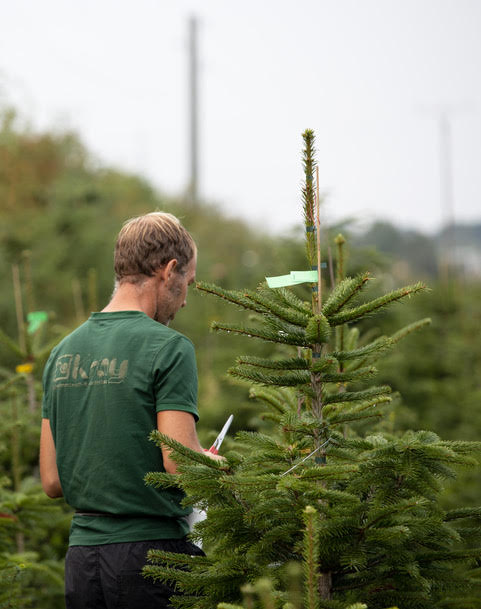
top-left (0, 263), bottom-right (70, 609)
top-left (144, 130), bottom-right (481, 609)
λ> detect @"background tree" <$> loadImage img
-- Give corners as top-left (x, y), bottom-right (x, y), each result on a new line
top-left (0, 295), bottom-right (70, 608)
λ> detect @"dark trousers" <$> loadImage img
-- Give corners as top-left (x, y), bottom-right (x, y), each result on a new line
top-left (65, 538), bottom-right (204, 609)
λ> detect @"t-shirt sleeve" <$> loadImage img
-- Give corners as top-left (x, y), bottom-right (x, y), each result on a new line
top-left (152, 335), bottom-right (199, 421)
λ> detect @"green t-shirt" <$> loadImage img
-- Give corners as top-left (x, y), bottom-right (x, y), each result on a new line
top-left (42, 311), bottom-right (199, 546)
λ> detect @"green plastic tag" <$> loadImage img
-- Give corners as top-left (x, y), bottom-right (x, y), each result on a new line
top-left (265, 274), bottom-right (296, 288)
top-left (291, 271), bottom-right (318, 283)
top-left (27, 311), bottom-right (48, 334)
top-left (266, 270), bottom-right (319, 288)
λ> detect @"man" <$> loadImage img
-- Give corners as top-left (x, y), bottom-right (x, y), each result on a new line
top-left (40, 212), bottom-right (223, 609)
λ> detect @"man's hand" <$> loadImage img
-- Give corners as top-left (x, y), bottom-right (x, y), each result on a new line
top-left (203, 450), bottom-right (227, 464)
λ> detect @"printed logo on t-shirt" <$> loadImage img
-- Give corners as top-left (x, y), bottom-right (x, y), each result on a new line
top-left (53, 354), bottom-right (128, 387)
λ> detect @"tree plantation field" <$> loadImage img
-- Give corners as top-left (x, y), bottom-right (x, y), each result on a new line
top-left (1, 113), bottom-right (481, 608)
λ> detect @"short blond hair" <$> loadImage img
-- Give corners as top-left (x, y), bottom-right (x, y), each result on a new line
top-left (114, 212), bottom-right (196, 283)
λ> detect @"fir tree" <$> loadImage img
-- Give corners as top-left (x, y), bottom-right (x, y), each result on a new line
top-left (144, 130), bottom-right (481, 609)
top-left (0, 264), bottom-right (69, 609)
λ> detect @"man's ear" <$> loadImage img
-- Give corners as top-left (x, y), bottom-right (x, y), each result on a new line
top-left (163, 259), bottom-right (178, 281)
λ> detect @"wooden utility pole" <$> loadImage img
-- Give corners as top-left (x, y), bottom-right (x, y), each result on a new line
top-left (187, 16), bottom-right (199, 205)
top-left (438, 110), bottom-right (456, 281)
top-left (417, 106), bottom-right (455, 280)
top-left (418, 104), bottom-right (471, 281)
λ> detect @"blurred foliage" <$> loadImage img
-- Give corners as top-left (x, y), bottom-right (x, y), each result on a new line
top-left (0, 108), bottom-right (306, 441)
top-left (362, 280), bottom-right (481, 510)
top-left (0, 110), bottom-right (302, 609)
top-left (1, 107), bottom-right (481, 604)
top-left (342, 220), bottom-right (481, 510)
top-left (0, 352), bottom-right (71, 606)
top-left (352, 221), bottom-right (439, 278)
top-left (0, 108), bottom-right (305, 605)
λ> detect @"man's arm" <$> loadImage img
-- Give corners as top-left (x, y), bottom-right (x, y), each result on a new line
top-left (157, 410), bottom-right (224, 474)
top-left (39, 418), bottom-right (63, 498)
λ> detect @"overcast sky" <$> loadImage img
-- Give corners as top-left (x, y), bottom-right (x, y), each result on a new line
top-left (1, 0), bottom-right (480, 235)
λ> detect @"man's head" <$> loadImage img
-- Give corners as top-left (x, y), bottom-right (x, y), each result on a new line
top-left (114, 212), bottom-right (196, 284)
top-left (113, 212), bottom-right (197, 325)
